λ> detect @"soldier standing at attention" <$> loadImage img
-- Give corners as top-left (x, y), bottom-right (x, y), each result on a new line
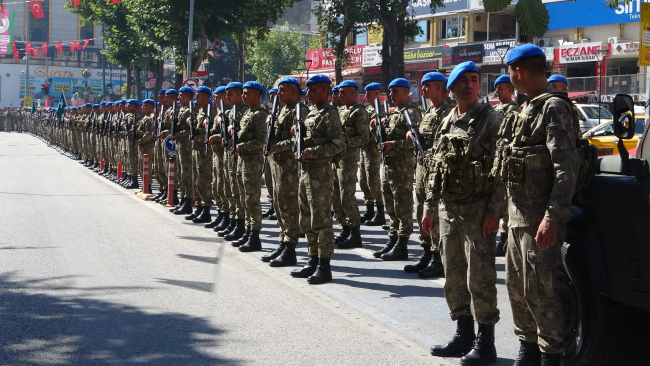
top-left (333, 80), bottom-right (368, 249)
top-left (404, 72), bottom-right (455, 278)
top-left (207, 87), bottom-right (230, 230)
top-left (164, 89), bottom-right (181, 207)
top-left (172, 87), bottom-right (196, 215)
top-left (262, 87), bottom-right (279, 220)
top-left (262, 78), bottom-right (306, 266)
top-left (290, 74), bottom-right (344, 285)
top-left (360, 83), bottom-right (386, 226)
top-left (372, 78), bottom-right (420, 261)
top-left (425, 61), bottom-right (504, 365)
top-left (492, 75), bottom-right (520, 257)
top-left (331, 86), bottom-right (342, 107)
top-left (232, 81), bottom-right (269, 252)
top-left (494, 44), bottom-right (580, 366)
top-left (135, 99), bottom-right (155, 193)
top-left (152, 89), bottom-right (168, 202)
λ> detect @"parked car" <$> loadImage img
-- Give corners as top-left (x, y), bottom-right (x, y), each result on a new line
top-left (583, 117), bottom-right (645, 155)
top-left (575, 104), bottom-right (613, 133)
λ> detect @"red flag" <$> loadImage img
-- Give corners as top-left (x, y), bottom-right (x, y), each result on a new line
top-left (32, 48), bottom-right (40, 58)
top-left (29, 0), bottom-right (45, 19)
top-left (25, 42), bottom-right (32, 55)
top-left (0, 4), bottom-right (4, 13)
top-left (111, 0), bottom-right (121, 4)
top-left (42, 42), bottom-right (48, 55)
top-left (71, 0), bottom-right (82, 6)
top-left (83, 39), bottom-right (90, 50)
top-left (11, 42), bottom-right (18, 60)
top-left (70, 41), bottom-right (77, 52)
top-left (56, 42), bottom-right (63, 53)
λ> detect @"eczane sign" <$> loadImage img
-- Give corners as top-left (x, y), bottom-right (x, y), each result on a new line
top-left (557, 42), bottom-right (604, 63)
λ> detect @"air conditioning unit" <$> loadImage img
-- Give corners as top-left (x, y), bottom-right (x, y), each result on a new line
top-left (581, 38), bottom-right (591, 43)
top-left (537, 38), bottom-right (551, 47)
top-left (608, 37), bottom-right (618, 44)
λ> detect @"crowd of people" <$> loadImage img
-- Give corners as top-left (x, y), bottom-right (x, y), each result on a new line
top-left (5, 44), bottom-right (584, 366)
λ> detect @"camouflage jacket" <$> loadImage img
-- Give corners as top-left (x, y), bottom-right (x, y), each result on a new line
top-left (493, 100), bottom-right (520, 119)
top-left (177, 104), bottom-right (199, 139)
top-left (209, 103), bottom-right (231, 139)
top-left (339, 102), bottom-right (369, 152)
top-left (237, 104), bottom-right (268, 155)
top-left (136, 113), bottom-right (154, 148)
top-left (273, 100), bottom-right (308, 155)
top-left (364, 101), bottom-right (386, 147)
top-left (384, 102), bottom-right (421, 159)
top-left (195, 103), bottom-right (217, 144)
top-left (302, 101), bottom-right (344, 164)
top-left (420, 98), bottom-right (456, 152)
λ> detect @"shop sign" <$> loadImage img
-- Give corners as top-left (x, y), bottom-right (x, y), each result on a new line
top-left (481, 39), bottom-right (517, 63)
top-left (641, 3), bottom-right (650, 66)
top-left (441, 47), bottom-right (453, 67)
top-left (363, 45), bottom-right (382, 67)
top-left (451, 44), bottom-right (484, 64)
top-left (404, 46), bottom-right (444, 62)
top-left (557, 42), bottom-right (604, 63)
top-left (547, 0), bottom-right (646, 31)
top-left (363, 66), bottom-right (383, 84)
top-left (611, 41), bottom-right (640, 56)
top-left (405, 61), bottom-right (438, 71)
top-left (367, 25), bottom-right (383, 45)
top-left (408, 0), bottom-right (468, 17)
top-left (307, 45), bottom-right (365, 70)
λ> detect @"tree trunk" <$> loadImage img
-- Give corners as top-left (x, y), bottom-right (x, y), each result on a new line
top-left (174, 59), bottom-right (184, 89)
top-left (237, 31), bottom-right (246, 82)
top-left (381, 29), bottom-right (391, 92)
top-left (154, 58), bottom-right (164, 102)
top-left (126, 62), bottom-right (133, 99)
top-left (193, 21), bottom-right (208, 72)
top-left (389, 17), bottom-right (406, 80)
top-left (334, 34), bottom-right (347, 84)
top-left (134, 65), bottom-right (142, 102)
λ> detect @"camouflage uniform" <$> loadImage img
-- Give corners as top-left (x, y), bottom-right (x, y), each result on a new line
top-left (176, 104), bottom-right (196, 199)
top-left (125, 112), bottom-right (140, 177)
top-left (425, 101), bottom-right (504, 325)
top-left (224, 102), bottom-right (249, 220)
top-left (192, 104), bottom-right (216, 207)
top-left (270, 100), bottom-right (306, 245)
top-left (299, 102), bottom-right (344, 258)
top-left (332, 102), bottom-right (368, 227)
top-left (360, 103), bottom-right (384, 207)
top-left (135, 111), bottom-right (154, 180)
top-left (493, 100), bottom-right (521, 232)
top-left (235, 104), bottom-right (268, 231)
top-left (383, 103), bottom-right (420, 238)
top-left (210, 104), bottom-right (231, 212)
top-left (492, 85), bottom-right (580, 354)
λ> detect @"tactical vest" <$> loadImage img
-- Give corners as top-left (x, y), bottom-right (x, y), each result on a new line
top-left (341, 103), bottom-right (366, 151)
top-left (426, 103), bottom-right (493, 201)
top-left (304, 103), bottom-right (345, 161)
top-left (238, 106), bottom-right (268, 144)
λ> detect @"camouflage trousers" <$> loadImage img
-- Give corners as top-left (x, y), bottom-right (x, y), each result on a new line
top-left (506, 225), bottom-right (565, 354)
top-left (416, 164), bottom-right (440, 251)
top-left (439, 214), bottom-right (500, 325)
top-left (211, 145), bottom-right (226, 211)
top-left (270, 153), bottom-right (300, 244)
top-left (382, 155), bottom-right (415, 238)
top-left (225, 151), bottom-right (244, 219)
top-left (138, 146), bottom-right (154, 183)
top-left (332, 150), bottom-right (361, 227)
top-left (192, 143), bottom-right (213, 207)
top-left (359, 144), bottom-right (383, 206)
top-left (299, 162), bottom-right (335, 258)
top-left (237, 153), bottom-right (263, 231)
top-left (154, 140), bottom-right (168, 189)
top-left (126, 141), bottom-right (138, 175)
top-left (264, 158), bottom-right (273, 206)
top-left (176, 140), bottom-right (193, 198)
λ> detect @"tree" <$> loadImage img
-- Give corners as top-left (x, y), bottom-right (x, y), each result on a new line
top-left (246, 23), bottom-right (304, 87)
top-left (307, 35), bottom-right (321, 51)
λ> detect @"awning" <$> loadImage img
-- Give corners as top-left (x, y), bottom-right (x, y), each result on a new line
top-left (568, 91), bottom-right (595, 99)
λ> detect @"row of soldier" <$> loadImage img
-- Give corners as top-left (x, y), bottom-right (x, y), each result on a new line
top-left (24, 43), bottom-right (579, 366)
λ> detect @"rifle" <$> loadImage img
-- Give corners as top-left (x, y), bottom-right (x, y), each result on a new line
top-left (171, 102), bottom-right (177, 141)
top-left (132, 112), bottom-right (137, 160)
top-left (421, 95), bottom-right (428, 112)
top-left (153, 102), bottom-right (158, 138)
top-left (205, 102), bottom-right (212, 155)
top-left (374, 99), bottom-right (386, 160)
top-left (262, 96), bottom-right (279, 174)
top-left (189, 101), bottom-right (195, 149)
top-left (230, 103), bottom-right (237, 167)
top-left (403, 109), bottom-right (426, 159)
top-left (157, 105), bottom-right (164, 140)
top-left (219, 99), bottom-right (229, 150)
top-left (294, 103), bottom-right (305, 175)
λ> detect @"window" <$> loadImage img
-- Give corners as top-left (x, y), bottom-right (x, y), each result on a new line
top-left (414, 20), bottom-right (429, 43)
top-left (353, 28), bottom-right (367, 46)
top-left (28, 0), bottom-right (49, 42)
top-left (440, 17), bottom-right (465, 40)
top-left (80, 22), bottom-right (95, 47)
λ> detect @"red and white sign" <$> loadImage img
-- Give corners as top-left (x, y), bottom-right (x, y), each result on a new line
top-left (183, 78), bottom-right (199, 91)
top-left (307, 45), bottom-right (365, 70)
top-left (191, 71), bottom-right (208, 78)
top-left (556, 42), bottom-right (605, 63)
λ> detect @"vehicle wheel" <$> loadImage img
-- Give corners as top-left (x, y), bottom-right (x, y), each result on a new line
top-left (558, 243), bottom-right (608, 366)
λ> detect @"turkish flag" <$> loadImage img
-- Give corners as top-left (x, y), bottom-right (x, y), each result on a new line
top-left (11, 42), bottom-right (18, 60)
top-left (70, 41), bottom-right (77, 52)
top-left (83, 39), bottom-right (90, 50)
top-left (111, 0), bottom-right (121, 4)
top-left (25, 42), bottom-right (32, 55)
top-left (29, 0), bottom-right (45, 19)
top-left (71, 0), bottom-right (82, 6)
top-left (32, 48), bottom-right (40, 58)
top-left (56, 42), bottom-right (63, 53)
top-left (42, 42), bottom-right (48, 55)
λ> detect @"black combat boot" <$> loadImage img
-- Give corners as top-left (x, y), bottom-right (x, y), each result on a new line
top-left (511, 340), bottom-right (541, 366)
top-left (224, 219), bottom-right (246, 241)
top-left (171, 190), bottom-right (179, 205)
top-left (204, 211), bottom-right (223, 228)
top-left (359, 204), bottom-right (374, 224)
top-left (214, 213), bottom-right (231, 232)
top-left (262, 243), bottom-right (285, 263)
top-left (381, 236), bottom-right (409, 261)
top-left (193, 206), bottom-right (212, 224)
top-left (239, 230), bottom-right (262, 252)
top-left (217, 217), bottom-right (235, 237)
top-left (495, 231), bottom-right (508, 257)
top-left (540, 353), bottom-right (561, 366)
top-left (365, 205), bottom-right (386, 226)
top-left (231, 225), bottom-right (251, 247)
top-left (269, 243), bottom-right (297, 267)
top-left (460, 323), bottom-right (497, 365)
top-left (418, 251), bottom-right (445, 278)
top-left (174, 198), bottom-right (193, 215)
top-left (290, 256), bottom-right (319, 278)
top-left (262, 206), bottom-right (274, 218)
top-left (430, 315), bottom-right (476, 357)
top-left (127, 177), bottom-right (140, 190)
top-left (373, 236), bottom-right (397, 258)
top-left (337, 225), bottom-right (362, 249)
top-left (307, 258), bottom-right (332, 284)
top-left (154, 190), bottom-right (167, 203)
top-left (381, 224), bottom-right (390, 230)
top-left (268, 212), bottom-right (277, 220)
top-left (170, 197), bottom-right (185, 212)
top-left (334, 225), bottom-right (351, 244)
top-left (404, 246), bottom-right (432, 273)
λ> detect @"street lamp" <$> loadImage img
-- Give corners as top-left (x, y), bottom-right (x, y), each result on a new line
top-left (304, 59), bottom-right (313, 84)
top-left (594, 47), bottom-right (609, 126)
top-left (495, 44), bottom-right (510, 76)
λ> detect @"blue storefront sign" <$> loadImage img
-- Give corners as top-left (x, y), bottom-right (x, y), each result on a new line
top-left (546, 0), bottom-right (646, 30)
top-left (409, 0), bottom-right (469, 17)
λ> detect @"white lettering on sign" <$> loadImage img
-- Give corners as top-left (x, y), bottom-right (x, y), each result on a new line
top-left (558, 42), bottom-right (604, 63)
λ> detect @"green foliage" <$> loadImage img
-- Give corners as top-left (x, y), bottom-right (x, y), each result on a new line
top-left (307, 35), bottom-right (321, 51)
top-left (246, 23), bottom-right (304, 87)
top-left (482, 0), bottom-right (512, 13)
top-left (514, 0), bottom-right (549, 38)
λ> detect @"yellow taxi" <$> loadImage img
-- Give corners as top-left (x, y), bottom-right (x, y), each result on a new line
top-left (584, 116), bottom-right (646, 155)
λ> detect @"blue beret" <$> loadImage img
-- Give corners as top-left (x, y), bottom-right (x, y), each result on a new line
top-left (118, 100), bottom-right (126, 104)
top-left (269, 88), bottom-right (279, 94)
top-left (301, 89), bottom-right (306, 95)
top-left (70, 107), bottom-right (76, 110)
top-left (226, 82), bottom-right (243, 90)
top-left (84, 103), bottom-right (92, 107)
top-left (64, 107), bottom-right (68, 110)
top-left (331, 86), bottom-right (340, 92)
top-left (128, 99), bottom-right (142, 106)
top-left (142, 99), bottom-right (155, 106)
top-left (421, 72), bottom-right (447, 84)
top-left (100, 101), bottom-right (107, 106)
top-left (494, 75), bottom-right (512, 88)
top-left (93, 104), bottom-right (100, 108)
top-left (158, 89), bottom-right (167, 95)
top-left (196, 86), bottom-right (212, 95)
top-left (388, 78), bottom-right (411, 89)
top-left (306, 74), bottom-right (331, 87)
top-left (243, 81), bottom-right (264, 92)
top-left (364, 82), bottom-right (382, 91)
top-left (506, 44), bottom-right (546, 65)
top-left (165, 89), bottom-right (178, 95)
top-left (215, 86), bottom-right (227, 94)
top-left (447, 61), bottom-right (480, 90)
top-left (278, 77), bottom-right (301, 89)
top-left (338, 80), bottom-right (359, 89)
top-left (547, 74), bottom-right (568, 84)
top-left (179, 86), bottom-right (195, 95)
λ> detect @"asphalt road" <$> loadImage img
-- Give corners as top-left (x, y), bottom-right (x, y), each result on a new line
top-left (0, 132), bottom-right (519, 366)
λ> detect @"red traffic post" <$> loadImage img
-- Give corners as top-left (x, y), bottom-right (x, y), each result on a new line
top-left (117, 155), bottom-right (122, 180)
top-left (164, 159), bottom-right (176, 207)
top-left (100, 157), bottom-right (104, 172)
top-left (142, 154), bottom-right (150, 194)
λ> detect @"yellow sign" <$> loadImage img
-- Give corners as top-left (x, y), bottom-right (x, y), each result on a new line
top-left (23, 96), bottom-right (33, 108)
top-left (640, 4), bottom-right (650, 66)
top-left (367, 25), bottom-right (383, 45)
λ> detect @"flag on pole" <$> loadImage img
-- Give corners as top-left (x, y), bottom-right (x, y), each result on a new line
top-left (57, 92), bottom-right (67, 119)
top-left (42, 42), bottom-right (47, 54)
top-left (83, 39), bottom-right (90, 49)
top-left (29, 1), bottom-right (45, 19)
top-left (10, 42), bottom-right (18, 60)
top-left (70, 41), bottom-right (77, 52)
top-left (56, 42), bottom-right (63, 53)
top-left (32, 47), bottom-right (40, 58)
top-left (25, 42), bottom-right (32, 54)
top-left (71, 0), bottom-right (82, 6)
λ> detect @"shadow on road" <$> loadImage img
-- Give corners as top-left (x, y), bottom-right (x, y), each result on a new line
top-left (0, 273), bottom-right (237, 365)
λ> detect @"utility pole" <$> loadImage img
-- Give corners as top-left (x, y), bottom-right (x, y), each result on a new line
top-left (25, 0), bottom-right (30, 106)
top-left (186, 0), bottom-right (195, 80)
